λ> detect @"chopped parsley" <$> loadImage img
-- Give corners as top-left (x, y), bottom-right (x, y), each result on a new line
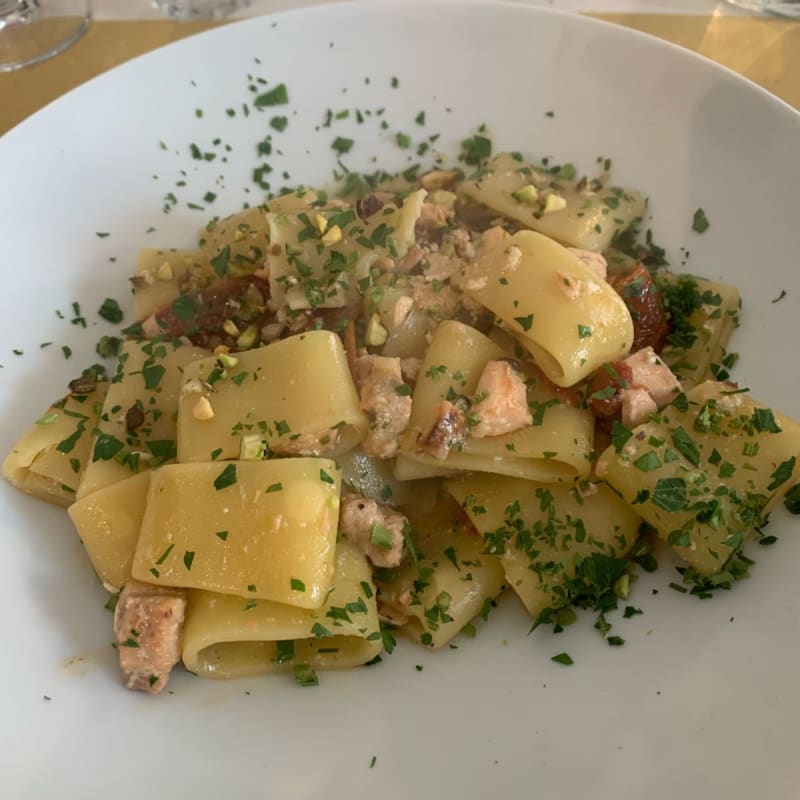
top-left (692, 208), bottom-right (710, 234)
top-left (370, 522), bottom-right (394, 550)
top-left (514, 313), bottom-right (534, 332)
top-left (213, 463), bottom-right (237, 490)
top-left (771, 289), bottom-right (787, 304)
top-left (783, 484), bottom-right (800, 514)
top-left (254, 83), bottom-right (289, 108)
top-left (651, 478), bottom-right (688, 512)
top-left (633, 452), bottom-right (662, 472)
top-left (332, 136), bottom-right (354, 155)
top-left (97, 298), bottom-right (123, 324)
top-left (460, 133), bottom-right (492, 166)
top-left (292, 664), bottom-right (319, 687)
top-left (768, 456), bottom-right (796, 492)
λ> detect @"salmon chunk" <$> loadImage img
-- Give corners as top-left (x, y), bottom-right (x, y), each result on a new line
top-left (355, 355), bottom-right (413, 458)
top-left (471, 360), bottom-right (532, 438)
top-left (113, 580), bottom-right (186, 694)
top-left (419, 399), bottom-right (468, 460)
top-left (621, 346), bottom-right (682, 427)
top-left (339, 494), bottom-right (408, 568)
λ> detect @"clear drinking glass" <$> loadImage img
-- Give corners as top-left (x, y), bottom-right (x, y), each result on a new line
top-left (725, 0), bottom-right (800, 16)
top-left (0, 0), bottom-right (91, 72)
top-left (153, 0), bottom-right (244, 19)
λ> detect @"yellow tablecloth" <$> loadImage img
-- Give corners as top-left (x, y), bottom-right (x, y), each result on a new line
top-left (0, 14), bottom-right (797, 135)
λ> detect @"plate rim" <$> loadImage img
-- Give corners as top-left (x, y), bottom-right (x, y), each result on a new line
top-left (2, 0), bottom-right (797, 145)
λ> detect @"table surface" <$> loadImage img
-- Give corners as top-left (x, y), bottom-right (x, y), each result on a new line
top-left (1, 5), bottom-right (797, 135)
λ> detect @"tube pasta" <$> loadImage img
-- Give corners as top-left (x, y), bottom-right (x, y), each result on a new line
top-left (596, 381), bottom-right (800, 576)
top-left (67, 472), bottom-right (150, 593)
top-left (132, 458), bottom-right (341, 608)
top-left (199, 207), bottom-right (270, 275)
top-left (399, 320), bottom-right (594, 480)
top-left (182, 541), bottom-right (381, 679)
top-left (198, 190), bottom-right (318, 271)
top-left (77, 340), bottom-right (209, 499)
top-left (2, 383), bottom-right (108, 507)
top-left (459, 231), bottom-right (633, 387)
top-left (458, 152), bottom-right (646, 251)
top-left (9, 143), bottom-right (800, 696)
top-left (266, 189), bottom-right (425, 310)
top-left (375, 497), bottom-right (506, 648)
top-left (132, 248), bottom-right (212, 321)
top-left (177, 330), bottom-right (367, 463)
top-left (445, 475), bottom-right (639, 618)
top-left (659, 276), bottom-right (741, 389)
top-left (393, 454), bottom-right (459, 481)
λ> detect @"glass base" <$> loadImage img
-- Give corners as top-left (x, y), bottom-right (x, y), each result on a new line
top-left (0, 1), bottom-right (91, 73)
top-left (725, 0), bottom-right (800, 17)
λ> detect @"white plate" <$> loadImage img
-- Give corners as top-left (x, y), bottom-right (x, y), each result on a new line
top-left (1, 3), bottom-right (798, 797)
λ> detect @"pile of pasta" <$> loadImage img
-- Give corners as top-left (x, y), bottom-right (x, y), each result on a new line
top-left (4, 151), bottom-right (799, 693)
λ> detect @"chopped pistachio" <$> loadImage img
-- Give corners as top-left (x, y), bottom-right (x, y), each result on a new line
top-left (240, 434), bottom-right (266, 460)
top-left (429, 189), bottom-right (456, 211)
top-left (236, 325), bottom-right (258, 350)
top-left (314, 213), bottom-right (328, 234)
top-left (156, 262), bottom-right (173, 281)
top-left (511, 184), bottom-right (539, 204)
top-left (192, 396), bottom-right (215, 421)
top-left (613, 574), bottom-right (629, 600)
top-left (223, 319), bottom-right (240, 338)
top-left (321, 224), bottom-right (343, 247)
top-left (365, 312), bottom-right (389, 346)
top-left (217, 353), bottom-right (240, 369)
top-left (542, 193), bottom-right (567, 214)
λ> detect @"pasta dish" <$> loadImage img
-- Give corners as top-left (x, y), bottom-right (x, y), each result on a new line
top-left (4, 148), bottom-right (799, 693)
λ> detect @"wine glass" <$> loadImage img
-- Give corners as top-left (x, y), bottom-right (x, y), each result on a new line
top-left (0, 0), bottom-right (91, 73)
top-left (153, 0), bottom-right (243, 19)
top-left (725, 0), bottom-right (800, 15)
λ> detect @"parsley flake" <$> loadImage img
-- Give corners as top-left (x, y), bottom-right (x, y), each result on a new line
top-left (514, 313), bottom-right (534, 332)
top-left (651, 478), bottom-right (688, 512)
top-left (692, 208), bottom-right (710, 234)
top-left (633, 452), bottom-right (662, 472)
top-left (768, 456), bottom-right (796, 492)
top-left (213, 463), bottom-right (237, 490)
top-left (332, 136), bottom-right (354, 155)
top-left (370, 522), bottom-right (394, 550)
top-left (254, 83), bottom-right (289, 108)
top-left (292, 664), bottom-right (319, 686)
top-left (98, 298), bottom-right (124, 324)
